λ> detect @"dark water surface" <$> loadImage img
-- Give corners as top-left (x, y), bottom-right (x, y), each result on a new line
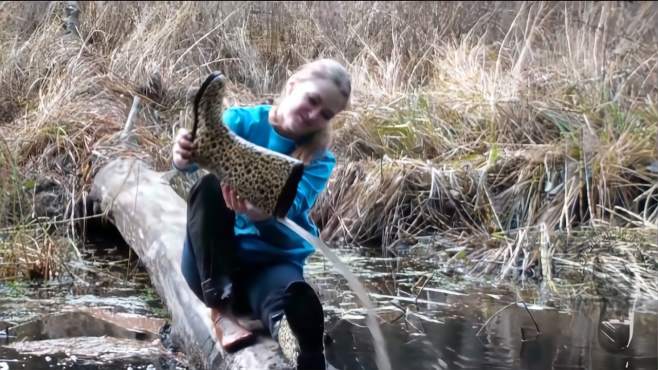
top-left (0, 241), bottom-right (186, 370)
top-left (1, 238), bottom-right (656, 370)
top-left (306, 247), bottom-right (658, 370)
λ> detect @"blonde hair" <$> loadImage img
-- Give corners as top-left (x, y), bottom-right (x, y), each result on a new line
top-left (273, 58), bottom-right (351, 164)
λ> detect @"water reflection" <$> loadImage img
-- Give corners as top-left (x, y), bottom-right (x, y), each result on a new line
top-left (306, 249), bottom-right (658, 370)
top-left (0, 241), bottom-right (186, 370)
top-left (325, 302), bottom-right (657, 370)
top-left (0, 337), bottom-right (184, 370)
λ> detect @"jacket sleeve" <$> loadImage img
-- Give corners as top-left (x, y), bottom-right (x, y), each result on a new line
top-left (287, 151), bottom-right (336, 220)
top-left (222, 107), bottom-right (247, 138)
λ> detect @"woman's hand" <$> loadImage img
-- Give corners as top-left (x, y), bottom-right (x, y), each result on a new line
top-left (173, 128), bottom-right (195, 169)
top-left (221, 183), bottom-right (270, 222)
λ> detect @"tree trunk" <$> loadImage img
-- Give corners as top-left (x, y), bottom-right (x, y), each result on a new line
top-left (89, 157), bottom-right (293, 370)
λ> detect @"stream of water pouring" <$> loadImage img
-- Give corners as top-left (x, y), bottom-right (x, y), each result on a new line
top-left (278, 217), bottom-right (392, 370)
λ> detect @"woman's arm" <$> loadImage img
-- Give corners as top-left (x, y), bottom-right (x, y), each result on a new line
top-left (286, 151), bottom-right (336, 220)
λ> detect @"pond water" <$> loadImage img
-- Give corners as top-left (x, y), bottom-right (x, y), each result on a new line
top-left (306, 247), bottom-right (658, 370)
top-left (0, 238), bottom-right (187, 370)
top-left (1, 236), bottom-right (656, 370)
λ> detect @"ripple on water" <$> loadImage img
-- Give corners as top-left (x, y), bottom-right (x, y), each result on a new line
top-left (0, 245), bottom-right (186, 370)
top-left (306, 247), bottom-right (658, 370)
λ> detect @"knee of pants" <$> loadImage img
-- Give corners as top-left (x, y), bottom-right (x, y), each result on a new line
top-left (264, 280), bottom-right (323, 337)
top-left (188, 174), bottom-right (221, 202)
top-left (246, 264), bottom-right (305, 332)
top-left (187, 174), bottom-right (235, 223)
top-left (180, 237), bottom-right (204, 303)
top-left (264, 280), bottom-right (321, 334)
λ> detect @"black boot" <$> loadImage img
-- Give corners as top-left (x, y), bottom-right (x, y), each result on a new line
top-left (274, 281), bottom-right (326, 370)
top-left (186, 174), bottom-right (238, 309)
top-left (296, 350), bottom-right (327, 370)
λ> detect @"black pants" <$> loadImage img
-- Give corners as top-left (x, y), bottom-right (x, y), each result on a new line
top-left (180, 174), bottom-right (325, 359)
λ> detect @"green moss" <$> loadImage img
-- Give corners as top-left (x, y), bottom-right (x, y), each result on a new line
top-left (3, 281), bottom-right (28, 298)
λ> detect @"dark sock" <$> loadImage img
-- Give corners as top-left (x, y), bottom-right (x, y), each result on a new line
top-left (201, 276), bottom-right (232, 308)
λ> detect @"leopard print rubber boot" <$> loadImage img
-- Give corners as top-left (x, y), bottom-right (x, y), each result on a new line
top-left (275, 315), bottom-right (328, 370)
top-left (190, 71), bottom-right (305, 218)
top-left (275, 315), bottom-right (300, 366)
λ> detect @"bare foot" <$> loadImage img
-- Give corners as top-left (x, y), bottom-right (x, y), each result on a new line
top-left (211, 307), bottom-right (255, 352)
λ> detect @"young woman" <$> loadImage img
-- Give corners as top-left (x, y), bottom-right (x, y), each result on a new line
top-left (172, 58), bottom-right (351, 370)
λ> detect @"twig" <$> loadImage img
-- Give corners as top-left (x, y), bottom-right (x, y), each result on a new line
top-left (414, 271), bottom-right (434, 306)
top-left (171, 8), bottom-right (242, 71)
top-left (518, 299), bottom-right (542, 338)
top-left (0, 214), bottom-right (106, 233)
top-left (475, 302), bottom-right (516, 337)
top-left (626, 293), bottom-right (637, 348)
top-left (120, 96), bottom-right (141, 143)
top-left (369, 293), bottom-right (450, 307)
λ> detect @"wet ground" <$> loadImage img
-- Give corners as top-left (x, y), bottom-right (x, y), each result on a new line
top-left (1, 234), bottom-right (657, 370)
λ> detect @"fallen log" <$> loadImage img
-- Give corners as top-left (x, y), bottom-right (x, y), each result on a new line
top-left (89, 157), bottom-right (294, 370)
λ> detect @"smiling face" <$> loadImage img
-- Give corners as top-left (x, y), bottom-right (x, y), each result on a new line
top-left (274, 76), bottom-right (348, 139)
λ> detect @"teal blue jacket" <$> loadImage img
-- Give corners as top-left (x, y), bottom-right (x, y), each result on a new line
top-left (177, 105), bottom-right (336, 268)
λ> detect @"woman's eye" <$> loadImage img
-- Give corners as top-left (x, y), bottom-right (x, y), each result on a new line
top-left (308, 95), bottom-right (319, 106)
top-left (321, 110), bottom-right (334, 120)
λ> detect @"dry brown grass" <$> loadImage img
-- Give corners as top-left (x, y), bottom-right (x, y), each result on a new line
top-left (0, 1), bottom-right (656, 297)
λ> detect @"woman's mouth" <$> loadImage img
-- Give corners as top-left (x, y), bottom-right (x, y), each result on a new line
top-left (296, 113), bottom-right (308, 127)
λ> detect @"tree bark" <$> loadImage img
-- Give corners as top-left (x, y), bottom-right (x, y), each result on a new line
top-left (89, 157), bottom-right (293, 370)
